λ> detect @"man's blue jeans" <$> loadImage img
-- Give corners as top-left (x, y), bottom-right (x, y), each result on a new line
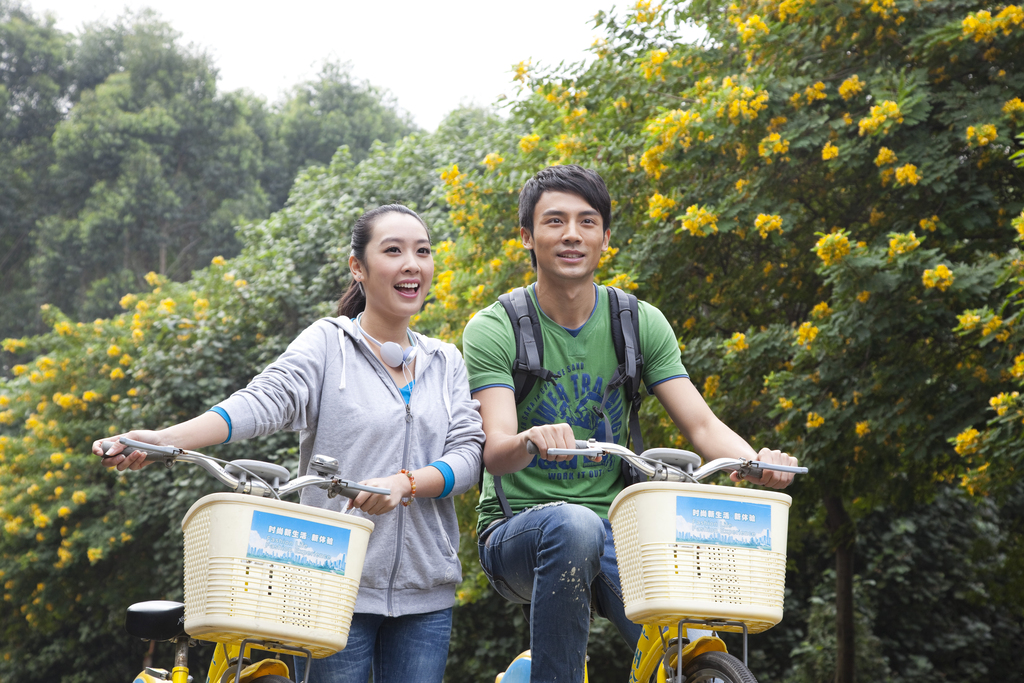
top-left (294, 608), bottom-right (452, 683)
top-left (478, 502), bottom-right (643, 683)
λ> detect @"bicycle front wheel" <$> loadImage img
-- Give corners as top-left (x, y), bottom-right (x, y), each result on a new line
top-left (679, 651), bottom-right (757, 683)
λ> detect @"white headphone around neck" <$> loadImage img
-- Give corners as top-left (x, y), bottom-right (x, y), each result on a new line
top-left (379, 341), bottom-right (416, 369)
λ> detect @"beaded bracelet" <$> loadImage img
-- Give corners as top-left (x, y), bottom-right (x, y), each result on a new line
top-left (400, 469), bottom-right (416, 506)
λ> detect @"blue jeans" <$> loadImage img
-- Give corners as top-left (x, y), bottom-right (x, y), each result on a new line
top-left (293, 608), bottom-right (452, 683)
top-left (478, 502), bottom-right (643, 683)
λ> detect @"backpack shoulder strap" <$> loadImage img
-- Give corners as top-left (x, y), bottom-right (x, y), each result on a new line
top-left (498, 287), bottom-right (555, 405)
top-left (605, 286), bottom-right (646, 454)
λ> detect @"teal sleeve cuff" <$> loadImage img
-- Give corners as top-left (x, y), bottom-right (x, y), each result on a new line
top-left (207, 407), bottom-right (231, 444)
top-left (429, 461), bottom-right (455, 498)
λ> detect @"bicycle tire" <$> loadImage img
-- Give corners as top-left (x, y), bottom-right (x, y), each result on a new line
top-left (679, 651), bottom-right (757, 683)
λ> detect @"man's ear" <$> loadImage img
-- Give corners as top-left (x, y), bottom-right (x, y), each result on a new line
top-left (520, 226), bottom-right (535, 250)
top-left (601, 228), bottom-right (611, 251)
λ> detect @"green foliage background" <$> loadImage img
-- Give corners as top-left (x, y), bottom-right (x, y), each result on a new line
top-left (3, 0), bottom-right (1024, 681)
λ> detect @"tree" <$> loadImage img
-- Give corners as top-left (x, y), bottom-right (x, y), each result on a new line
top-left (0, 1), bottom-right (73, 340)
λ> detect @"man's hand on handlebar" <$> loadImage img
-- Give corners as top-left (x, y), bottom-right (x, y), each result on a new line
top-left (730, 448), bottom-right (799, 489)
top-left (93, 431), bottom-right (165, 472)
top-left (523, 423), bottom-right (603, 463)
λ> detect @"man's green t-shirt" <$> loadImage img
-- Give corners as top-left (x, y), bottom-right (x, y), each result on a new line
top-left (463, 285), bottom-right (688, 534)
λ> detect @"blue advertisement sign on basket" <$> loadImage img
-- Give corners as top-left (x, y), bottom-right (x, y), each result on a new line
top-left (675, 496), bottom-right (772, 551)
top-left (247, 510), bottom-right (351, 576)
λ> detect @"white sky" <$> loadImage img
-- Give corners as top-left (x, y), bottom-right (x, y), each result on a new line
top-left (30, 0), bottom-right (634, 131)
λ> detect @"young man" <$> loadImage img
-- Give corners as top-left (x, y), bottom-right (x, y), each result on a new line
top-left (462, 165), bottom-right (797, 683)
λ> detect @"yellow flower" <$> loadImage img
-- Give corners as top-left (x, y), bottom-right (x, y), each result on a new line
top-left (966, 123), bottom-right (998, 147)
top-left (778, 397), bottom-right (794, 410)
top-left (679, 205), bottom-right (719, 237)
top-left (483, 152), bottom-right (505, 171)
top-left (234, 279), bottom-right (247, 289)
top-left (193, 298), bottom-right (209, 311)
top-left (922, 264), bottom-right (955, 291)
top-left (953, 427), bottom-right (980, 455)
top-left (806, 412), bottom-right (825, 429)
top-left (2, 337), bottom-right (27, 353)
top-left (110, 368), bottom-right (125, 380)
top-left (811, 302), bottom-right (832, 319)
top-left (519, 133), bottom-right (541, 154)
top-left (640, 49), bottom-right (669, 81)
top-left (135, 300), bottom-right (150, 313)
top-left (58, 506), bottom-right (71, 518)
top-left (144, 271), bottom-right (161, 287)
top-left (49, 452), bottom-right (64, 466)
top-left (857, 290), bottom-right (871, 303)
top-left (874, 147), bottom-right (898, 166)
top-left (919, 215), bottom-right (939, 232)
top-left (732, 13), bottom-right (769, 43)
top-left (796, 321), bottom-right (819, 348)
top-left (813, 231), bottom-right (851, 267)
top-left (757, 132), bottom-right (790, 159)
top-left (106, 344), bottom-right (121, 358)
top-left (724, 332), bottom-right (748, 354)
top-left (981, 315), bottom-right (1003, 337)
top-left (887, 231), bottom-right (921, 259)
top-left (735, 179), bottom-right (748, 192)
top-left (512, 60), bottom-right (531, 83)
top-left (855, 421), bottom-right (871, 437)
top-left (647, 193), bottom-right (677, 221)
top-left (1004, 97), bottom-right (1024, 121)
top-left (858, 100), bottom-right (903, 136)
top-left (957, 310), bottom-right (981, 331)
top-left (989, 391), bottom-right (1020, 417)
top-left (72, 491), bottom-right (86, 505)
top-left (82, 391), bottom-right (100, 402)
top-left (158, 298), bottom-right (176, 314)
top-left (821, 142), bottom-right (839, 160)
top-left (1010, 352), bottom-right (1024, 379)
top-left (87, 548), bottom-right (103, 563)
top-left (12, 364), bottom-right (28, 376)
top-left (755, 213), bottom-right (783, 239)
top-left (211, 255), bottom-right (226, 266)
top-left (703, 374), bottom-right (720, 398)
top-left (895, 164), bottom-right (920, 186)
top-left (838, 75), bottom-right (864, 101)
top-left (132, 329), bottom-right (144, 343)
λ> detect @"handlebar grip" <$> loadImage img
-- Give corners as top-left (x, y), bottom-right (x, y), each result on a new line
top-left (118, 437), bottom-right (177, 457)
top-left (525, 439), bottom-right (591, 456)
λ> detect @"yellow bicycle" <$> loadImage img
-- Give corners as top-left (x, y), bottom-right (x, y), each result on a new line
top-left (101, 437), bottom-right (388, 683)
top-left (496, 440), bottom-right (806, 683)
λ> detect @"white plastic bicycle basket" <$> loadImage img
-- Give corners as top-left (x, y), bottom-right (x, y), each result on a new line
top-left (608, 482), bottom-right (791, 633)
top-left (181, 493), bottom-right (374, 658)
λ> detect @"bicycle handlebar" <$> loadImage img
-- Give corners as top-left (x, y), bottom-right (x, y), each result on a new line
top-left (525, 439), bottom-right (807, 484)
top-left (100, 437), bottom-right (390, 501)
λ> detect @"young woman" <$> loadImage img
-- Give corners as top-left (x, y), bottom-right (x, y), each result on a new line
top-left (94, 204), bottom-right (484, 683)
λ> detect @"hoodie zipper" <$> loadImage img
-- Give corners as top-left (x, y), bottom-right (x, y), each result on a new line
top-left (386, 402), bottom-right (413, 616)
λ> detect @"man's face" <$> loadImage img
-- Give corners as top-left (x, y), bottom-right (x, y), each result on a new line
top-left (522, 191), bottom-right (610, 283)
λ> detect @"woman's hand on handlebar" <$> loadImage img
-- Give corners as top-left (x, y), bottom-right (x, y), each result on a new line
top-left (731, 448), bottom-right (799, 489)
top-left (347, 473), bottom-right (410, 515)
top-left (92, 431), bottom-right (165, 471)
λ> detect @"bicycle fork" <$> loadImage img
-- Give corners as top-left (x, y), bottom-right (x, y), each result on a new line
top-left (630, 624), bottom-right (730, 683)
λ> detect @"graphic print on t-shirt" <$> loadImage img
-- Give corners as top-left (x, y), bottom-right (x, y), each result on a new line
top-left (517, 359), bottom-right (623, 483)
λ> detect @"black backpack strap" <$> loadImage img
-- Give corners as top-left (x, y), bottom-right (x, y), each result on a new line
top-left (600, 286), bottom-right (646, 483)
top-left (490, 287), bottom-right (557, 520)
top-left (498, 287), bottom-right (556, 405)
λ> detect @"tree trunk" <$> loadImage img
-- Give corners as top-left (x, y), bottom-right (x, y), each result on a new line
top-left (823, 494), bottom-right (855, 683)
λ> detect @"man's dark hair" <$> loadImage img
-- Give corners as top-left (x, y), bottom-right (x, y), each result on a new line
top-left (518, 165), bottom-right (612, 267)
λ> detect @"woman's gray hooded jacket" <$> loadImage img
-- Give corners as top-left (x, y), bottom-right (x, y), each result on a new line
top-left (215, 316), bottom-right (484, 617)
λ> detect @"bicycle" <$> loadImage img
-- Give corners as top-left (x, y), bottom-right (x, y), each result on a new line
top-left (494, 440), bottom-right (807, 683)
top-left (100, 436), bottom-right (390, 683)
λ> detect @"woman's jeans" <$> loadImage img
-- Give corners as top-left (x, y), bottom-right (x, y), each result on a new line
top-left (478, 502), bottom-right (643, 683)
top-left (294, 607), bottom-right (452, 683)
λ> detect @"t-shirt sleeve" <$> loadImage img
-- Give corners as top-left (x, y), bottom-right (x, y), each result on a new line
top-left (462, 303), bottom-right (517, 393)
top-left (638, 301), bottom-right (688, 388)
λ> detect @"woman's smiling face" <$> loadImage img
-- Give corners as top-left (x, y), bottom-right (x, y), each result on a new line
top-left (350, 211), bottom-right (433, 322)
